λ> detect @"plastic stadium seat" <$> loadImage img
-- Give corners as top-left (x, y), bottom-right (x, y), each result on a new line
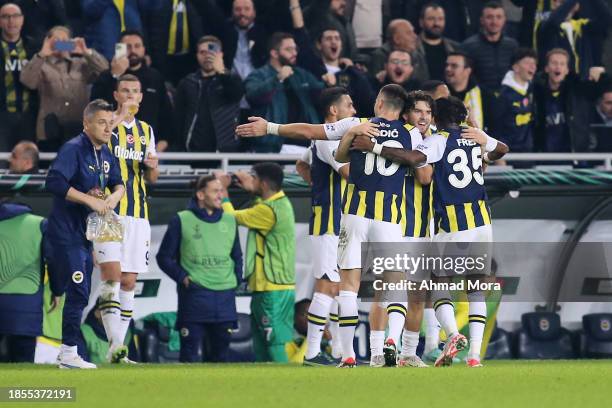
top-left (139, 320), bottom-right (180, 363)
top-left (579, 313), bottom-right (612, 358)
top-left (485, 324), bottom-right (514, 359)
top-left (515, 312), bottom-right (576, 359)
top-left (228, 313), bottom-right (255, 362)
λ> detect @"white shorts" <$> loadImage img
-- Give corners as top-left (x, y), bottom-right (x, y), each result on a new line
top-left (337, 213), bottom-right (403, 270)
top-left (432, 224), bottom-right (492, 276)
top-left (94, 216), bottom-right (151, 273)
top-left (432, 224), bottom-right (493, 242)
top-left (310, 234), bottom-right (340, 282)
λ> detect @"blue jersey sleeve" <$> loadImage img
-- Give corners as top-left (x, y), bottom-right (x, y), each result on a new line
top-left (46, 144), bottom-right (78, 198)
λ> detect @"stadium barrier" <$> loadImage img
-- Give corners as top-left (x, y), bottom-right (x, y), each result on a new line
top-left (2, 152), bottom-right (612, 170)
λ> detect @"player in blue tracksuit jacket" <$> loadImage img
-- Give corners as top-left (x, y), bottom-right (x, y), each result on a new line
top-left (0, 202), bottom-right (48, 362)
top-left (156, 175), bottom-right (242, 362)
top-left (45, 100), bottom-right (125, 369)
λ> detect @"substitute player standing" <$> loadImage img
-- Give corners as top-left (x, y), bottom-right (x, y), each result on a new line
top-left (351, 96), bottom-right (509, 367)
top-left (297, 88), bottom-right (353, 366)
top-left (94, 74), bottom-right (159, 363)
top-left (46, 99), bottom-right (125, 369)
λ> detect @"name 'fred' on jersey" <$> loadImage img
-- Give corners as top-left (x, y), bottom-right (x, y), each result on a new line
top-left (343, 118), bottom-right (416, 224)
top-left (109, 120), bottom-right (156, 219)
top-left (417, 126), bottom-right (490, 233)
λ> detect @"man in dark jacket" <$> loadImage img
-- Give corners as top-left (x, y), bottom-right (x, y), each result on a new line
top-left (305, 0), bottom-right (357, 60)
top-left (156, 175), bottom-right (243, 363)
top-left (0, 201), bottom-right (47, 362)
top-left (175, 35), bottom-right (244, 155)
top-left (445, 51), bottom-right (494, 130)
top-left (534, 47), bottom-right (608, 152)
top-left (372, 49), bottom-right (421, 93)
top-left (316, 28), bottom-right (374, 116)
top-left (245, 32), bottom-right (324, 153)
top-left (0, 3), bottom-right (36, 157)
top-left (91, 30), bottom-right (173, 152)
top-left (143, 0), bottom-right (204, 86)
top-left (461, 1), bottom-right (519, 91)
top-left (416, 2), bottom-right (460, 81)
top-left (492, 48), bottom-right (537, 153)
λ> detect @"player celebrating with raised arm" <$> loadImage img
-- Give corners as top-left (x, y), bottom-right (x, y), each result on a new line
top-left (351, 96), bottom-right (509, 368)
top-left (94, 74), bottom-right (159, 364)
top-left (297, 88), bottom-right (354, 366)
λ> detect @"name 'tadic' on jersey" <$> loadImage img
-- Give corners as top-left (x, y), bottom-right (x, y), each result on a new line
top-left (109, 120), bottom-right (156, 219)
top-left (343, 118), bottom-right (418, 224)
top-left (417, 126), bottom-right (490, 233)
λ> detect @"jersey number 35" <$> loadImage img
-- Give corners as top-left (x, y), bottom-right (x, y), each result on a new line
top-left (447, 146), bottom-right (484, 189)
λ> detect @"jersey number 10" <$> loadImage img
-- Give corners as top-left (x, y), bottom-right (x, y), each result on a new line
top-left (447, 146), bottom-right (484, 189)
top-left (363, 140), bottom-right (404, 176)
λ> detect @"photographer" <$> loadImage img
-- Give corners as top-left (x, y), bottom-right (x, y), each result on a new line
top-left (157, 175), bottom-right (242, 363)
top-left (20, 26), bottom-right (108, 151)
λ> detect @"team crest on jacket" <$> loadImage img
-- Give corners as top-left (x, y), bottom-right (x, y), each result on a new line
top-left (72, 271), bottom-right (84, 284)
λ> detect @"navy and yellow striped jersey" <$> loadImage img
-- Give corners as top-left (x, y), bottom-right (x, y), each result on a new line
top-left (108, 120), bottom-right (156, 219)
top-left (416, 126), bottom-right (490, 234)
top-left (343, 118), bottom-right (420, 224)
top-left (309, 140), bottom-right (346, 236)
top-left (401, 173), bottom-right (432, 238)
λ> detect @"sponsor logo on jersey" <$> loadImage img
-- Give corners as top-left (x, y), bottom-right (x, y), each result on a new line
top-left (114, 145), bottom-right (145, 161)
top-left (103, 161), bottom-right (110, 173)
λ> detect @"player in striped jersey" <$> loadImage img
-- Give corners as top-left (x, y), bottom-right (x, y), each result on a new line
top-left (350, 96), bottom-right (508, 368)
top-left (367, 91), bottom-right (435, 367)
top-left (237, 85), bottom-right (428, 368)
top-left (296, 88), bottom-right (353, 366)
top-left (396, 91), bottom-right (436, 368)
top-left (94, 74), bottom-right (159, 363)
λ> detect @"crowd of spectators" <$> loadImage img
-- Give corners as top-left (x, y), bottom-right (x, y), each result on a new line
top-left (0, 0), bottom-right (611, 163)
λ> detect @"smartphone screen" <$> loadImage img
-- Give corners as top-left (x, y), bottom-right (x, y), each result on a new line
top-left (115, 43), bottom-right (127, 59)
top-left (207, 43), bottom-right (220, 53)
top-left (54, 41), bottom-right (75, 52)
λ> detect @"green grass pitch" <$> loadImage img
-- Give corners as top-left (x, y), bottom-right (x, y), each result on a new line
top-left (0, 360), bottom-right (610, 408)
